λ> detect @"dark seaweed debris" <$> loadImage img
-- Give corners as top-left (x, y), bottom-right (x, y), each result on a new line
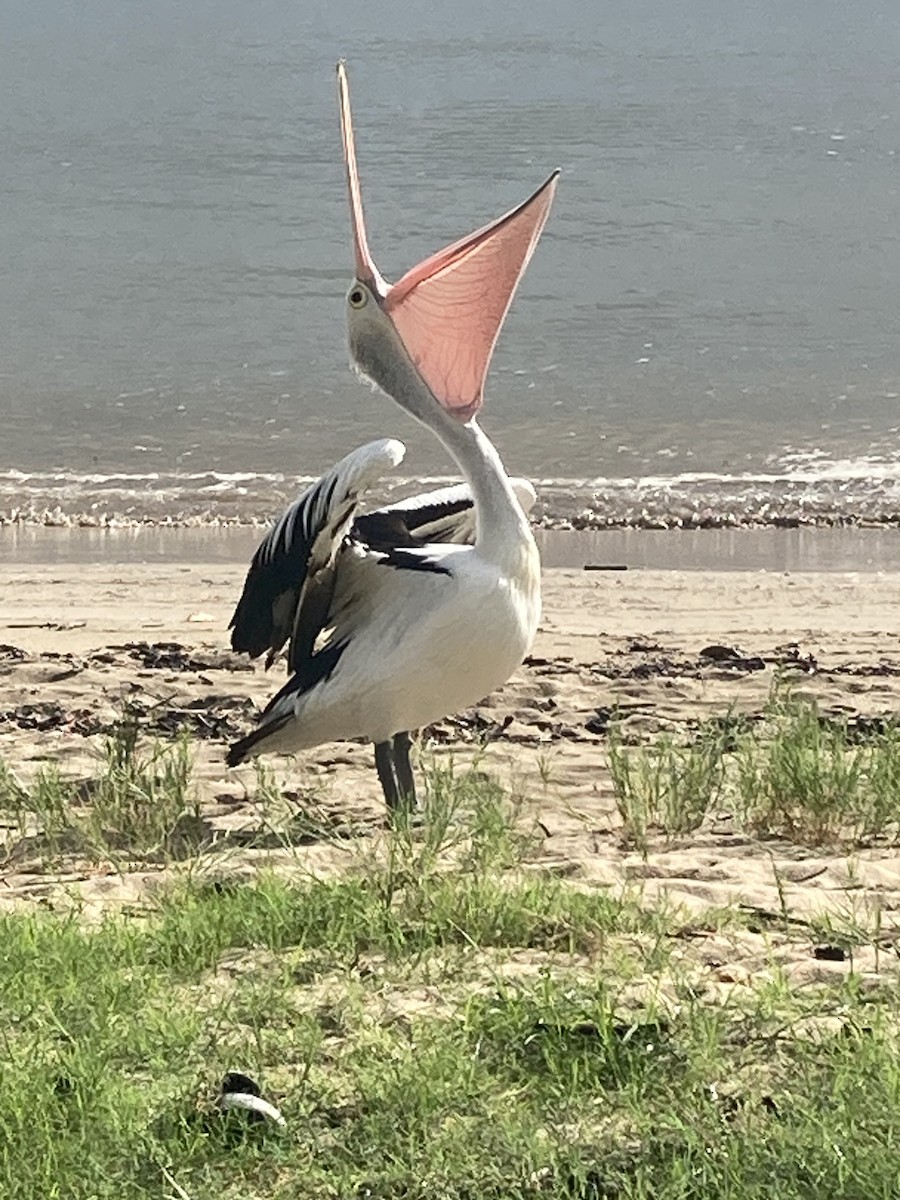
top-left (426, 711), bottom-right (516, 745)
top-left (98, 641), bottom-right (254, 673)
top-left (0, 695), bottom-right (256, 742)
top-left (137, 696), bottom-right (257, 741)
top-left (0, 703), bottom-right (102, 735)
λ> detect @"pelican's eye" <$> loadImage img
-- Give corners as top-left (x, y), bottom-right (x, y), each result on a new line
top-left (348, 286), bottom-right (368, 309)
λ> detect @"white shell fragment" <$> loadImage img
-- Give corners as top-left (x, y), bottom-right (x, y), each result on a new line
top-left (219, 1091), bottom-right (287, 1127)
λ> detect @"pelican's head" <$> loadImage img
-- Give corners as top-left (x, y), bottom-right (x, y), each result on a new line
top-left (336, 62), bottom-right (558, 427)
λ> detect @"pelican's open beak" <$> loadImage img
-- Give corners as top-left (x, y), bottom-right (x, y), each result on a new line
top-left (337, 62), bottom-right (388, 299)
top-left (337, 61), bottom-right (558, 421)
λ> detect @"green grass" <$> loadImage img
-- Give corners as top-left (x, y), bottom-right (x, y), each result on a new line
top-left (609, 690), bottom-right (900, 848)
top-left (0, 871), bottom-right (898, 1199)
top-left (608, 724), bottom-right (727, 850)
top-left (736, 694), bottom-right (900, 843)
top-left (3, 689), bottom-right (898, 868)
top-left (1, 698), bottom-right (900, 1196)
top-left (0, 719), bottom-right (202, 865)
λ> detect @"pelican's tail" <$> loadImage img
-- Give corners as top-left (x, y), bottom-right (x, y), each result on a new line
top-left (226, 713), bottom-right (292, 767)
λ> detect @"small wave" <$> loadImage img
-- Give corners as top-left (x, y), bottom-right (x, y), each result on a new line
top-left (771, 449), bottom-right (900, 483)
top-left (3, 453), bottom-right (900, 531)
top-left (0, 468), bottom-right (293, 488)
top-left (536, 455), bottom-right (900, 530)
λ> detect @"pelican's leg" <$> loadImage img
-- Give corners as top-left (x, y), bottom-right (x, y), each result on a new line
top-left (392, 731), bottom-right (417, 809)
top-left (374, 740), bottom-right (401, 812)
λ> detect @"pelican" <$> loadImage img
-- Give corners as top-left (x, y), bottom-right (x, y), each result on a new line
top-left (226, 63), bottom-right (558, 813)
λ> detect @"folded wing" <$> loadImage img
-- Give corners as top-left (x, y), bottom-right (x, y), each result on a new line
top-left (229, 438), bottom-right (405, 669)
top-left (230, 439), bottom-right (537, 678)
top-left (356, 477), bottom-right (536, 549)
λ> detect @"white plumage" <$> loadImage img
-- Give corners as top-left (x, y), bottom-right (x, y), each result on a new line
top-left (228, 437), bottom-right (538, 756)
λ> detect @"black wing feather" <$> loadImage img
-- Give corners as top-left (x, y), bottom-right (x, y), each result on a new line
top-left (229, 439), bottom-right (404, 670)
top-left (353, 494), bottom-right (474, 551)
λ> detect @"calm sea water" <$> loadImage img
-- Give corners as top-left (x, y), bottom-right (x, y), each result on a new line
top-left (1, 0), bottom-right (899, 524)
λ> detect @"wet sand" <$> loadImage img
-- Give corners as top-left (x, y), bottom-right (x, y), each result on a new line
top-left (3, 524), bottom-right (900, 572)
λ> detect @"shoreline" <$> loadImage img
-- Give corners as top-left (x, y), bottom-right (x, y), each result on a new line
top-left (5, 462), bottom-right (900, 536)
top-left (1, 523), bottom-right (899, 572)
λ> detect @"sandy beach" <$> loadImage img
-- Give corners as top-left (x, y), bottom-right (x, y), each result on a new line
top-left (2, 546), bottom-right (900, 995)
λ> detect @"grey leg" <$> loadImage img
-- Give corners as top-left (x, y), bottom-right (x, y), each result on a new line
top-left (374, 740), bottom-right (401, 811)
top-left (392, 731), bottom-right (417, 808)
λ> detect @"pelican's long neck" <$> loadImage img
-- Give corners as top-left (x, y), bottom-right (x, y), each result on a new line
top-left (426, 408), bottom-right (535, 568)
top-left (348, 313), bottom-right (535, 569)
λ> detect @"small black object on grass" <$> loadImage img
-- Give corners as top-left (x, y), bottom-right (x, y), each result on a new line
top-left (217, 1071), bottom-right (286, 1129)
top-left (221, 1072), bottom-right (262, 1099)
top-left (813, 945), bottom-right (847, 962)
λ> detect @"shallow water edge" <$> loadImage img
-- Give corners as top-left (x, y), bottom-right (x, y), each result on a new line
top-left (3, 525), bottom-right (899, 574)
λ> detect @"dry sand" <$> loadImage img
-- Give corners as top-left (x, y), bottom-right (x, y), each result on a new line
top-left (2, 557), bottom-right (900, 991)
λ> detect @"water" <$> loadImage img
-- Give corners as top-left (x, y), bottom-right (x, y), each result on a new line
top-left (1, 0), bottom-right (899, 525)
top-left (6, 525), bottom-right (900, 574)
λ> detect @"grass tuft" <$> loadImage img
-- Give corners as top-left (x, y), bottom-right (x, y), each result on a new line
top-left (608, 690), bottom-right (900, 848)
top-left (608, 722), bottom-right (727, 849)
top-left (0, 717), bottom-right (202, 864)
top-left (735, 693), bottom-right (900, 843)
